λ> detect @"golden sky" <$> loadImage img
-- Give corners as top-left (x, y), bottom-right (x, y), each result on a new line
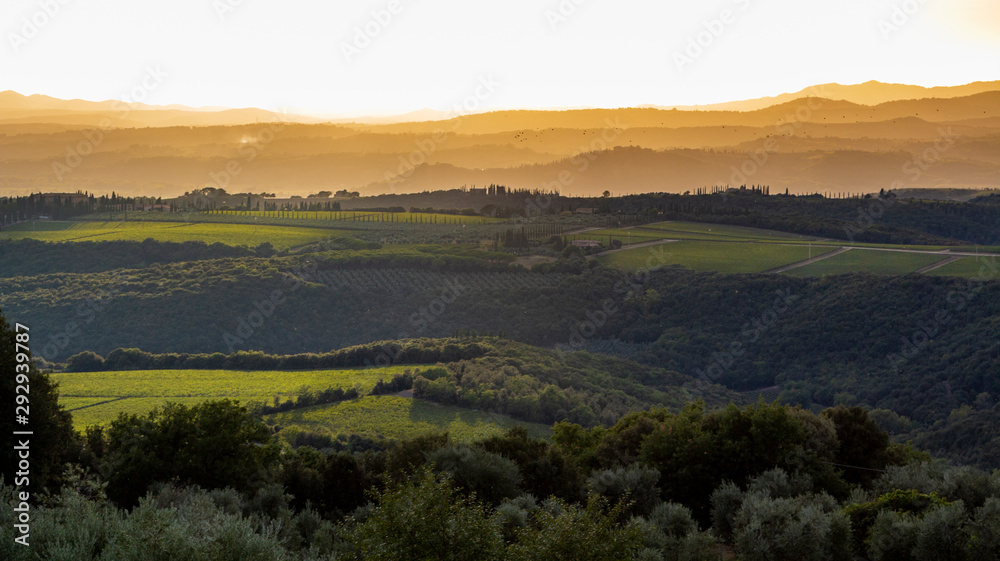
top-left (2, 0), bottom-right (998, 116)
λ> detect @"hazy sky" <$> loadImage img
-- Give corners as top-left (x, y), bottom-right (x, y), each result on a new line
top-left (2, 0), bottom-right (998, 116)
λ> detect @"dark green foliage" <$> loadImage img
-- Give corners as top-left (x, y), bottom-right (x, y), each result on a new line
top-left (279, 447), bottom-right (370, 516)
top-left (968, 498), bottom-right (1000, 561)
top-left (350, 470), bottom-right (506, 561)
top-left (507, 495), bottom-right (646, 561)
top-left (822, 405), bottom-right (893, 485)
top-left (0, 308), bottom-right (77, 493)
top-left (603, 191), bottom-right (1000, 245)
top-left (587, 464), bottom-right (662, 517)
top-left (426, 445), bottom-right (523, 505)
top-left (369, 372), bottom-right (414, 395)
top-left (844, 489), bottom-right (950, 554)
top-left (66, 350), bottom-right (106, 372)
top-left (733, 492), bottom-right (852, 561)
top-left (76, 338), bottom-right (491, 371)
top-left (479, 426), bottom-right (585, 502)
top-left (0, 238), bottom-right (256, 277)
top-left (98, 400), bottom-right (279, 507)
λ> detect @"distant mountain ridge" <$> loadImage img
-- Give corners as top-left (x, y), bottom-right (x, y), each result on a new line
top-left (3, 80), bottom-right (998, 127)
top-left (1, 82), bottom-right (998, 198)
top-left (646, 80), bottom-right (1000, 112)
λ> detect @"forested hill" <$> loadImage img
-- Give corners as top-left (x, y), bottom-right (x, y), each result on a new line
top-left (585, 191), bottom-right (1000, 245)
top-left (66, 337), bottom-right (744, 428)
top-left (9, 251), bottom-right (997, 455)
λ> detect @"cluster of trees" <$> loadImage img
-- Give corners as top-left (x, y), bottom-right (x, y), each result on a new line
top-left (12, 385), bottom-right (1000, 560)
top-left (408, 206), bottom-right (480, 216)
top-left (0, 238), bottom-right (274, 277)
top-left (493, 223), bottom-right (568, 250)
top-left (9, 249), bottom-right (1000, 468)
top-left (408, 342), bottom-right (739, 427)
top-left (248, 386), bottom-right (362, 416)
top-left (66, 339), bottom-right (491, 372)
top-left (7, 306), bottom-right (1000, 559)
top-left (580, 191), bottom-right (1000, 245)
top-left (0, 192), bottom-right (164, 224)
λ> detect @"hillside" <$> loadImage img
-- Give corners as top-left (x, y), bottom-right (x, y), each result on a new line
top-left (2, 87), bottom-right (999, 198)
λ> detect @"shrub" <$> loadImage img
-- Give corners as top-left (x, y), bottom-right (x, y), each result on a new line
top-left (426, 445), bottom-right (522, 505)
top-left (509, 495), bottom-right (646, 561)
top-left (710, 481), bottom-right (743, 543)
top-left (733, 493), bottom-right (852, 561)
top-left (588, 464), bottom-right (662, 517)
top-left (350, 470), bottom-right (505, 561)
top-left (968, 498), bottom-right (1000, 561)
top-left (844, 489), bottom-right (949, 553)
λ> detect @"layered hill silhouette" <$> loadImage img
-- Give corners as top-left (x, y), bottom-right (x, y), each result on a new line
top-left (1, 82), bottom-right (998, 198)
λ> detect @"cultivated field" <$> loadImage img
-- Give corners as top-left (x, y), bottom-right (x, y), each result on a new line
top-left (265, 395), bottom-right (552, 443)
top-left (54, 366), bottom-right (413, 430)
top-left (597, 240), bottom-right (835, 273)
top-left (637, 221), bottom-right (822, 242)
top-left (212, 209), bottom-right (504, 225)
top-left (0, 221), bottom-right (348, 249)
top-left (924, 256), bottom-right (1000, 279)
top-left (784, 249), bottom-right (947, 277)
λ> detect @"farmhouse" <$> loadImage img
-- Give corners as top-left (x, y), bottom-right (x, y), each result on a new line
top-left (39, 192), bottom-right (90, 206)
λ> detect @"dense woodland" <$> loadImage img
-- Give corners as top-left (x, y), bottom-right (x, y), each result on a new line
top-left (2, 233), bottom-right (999, 465)
top-left (5, 306), bottom-right (1000, 559)
top-left (593, 190), bottom-right (1000, 245)
top-left (3, 190), bottom-right (1000, 558)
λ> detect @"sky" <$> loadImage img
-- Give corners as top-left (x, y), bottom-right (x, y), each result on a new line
top-left (2, 0), bottom-right (998, 117)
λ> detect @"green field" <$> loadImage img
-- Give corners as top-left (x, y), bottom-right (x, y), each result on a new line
top-left (597, 241), bottom-right (835, 273)
top-left (638, 221), bottom-right (822, 242)
top-left (60, 396), bottom-right (120, 411)
top-left (924, 256), bottom-right (1000, 279)
top-left (54, 366), bottom-right (412, 430)
top-left (568, 221), bottom-right (822, 248)
top-left (67, 397), bottom-right (208, 429)
top-left (568, 228), bottom-right (677, 246)
top-left (266, 395), bottom-right (551, 442)
top-left (53, 367), bottom-right (547, 441)
top-left (784, 249), bottom-right (947, 277)
top-left (0, 221), bottom-right (351, 249)
top-left (208, 210), bottom-right (502, 225)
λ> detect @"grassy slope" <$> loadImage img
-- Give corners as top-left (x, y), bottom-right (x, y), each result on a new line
top-left (213, 210), bottom-right (504, 225)
top-left (0, 221), bottom-right (349, 249)
top-left (925, 256), bottom-right (1000, 279)
top-left (785, 250), bottom-right (947, 277)
top-left (266, 395), bottom-right (552, 442)
top-left (54, 366), bottom-right (413, 430)
top-left (598, 241), bottom-right (835, 273)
